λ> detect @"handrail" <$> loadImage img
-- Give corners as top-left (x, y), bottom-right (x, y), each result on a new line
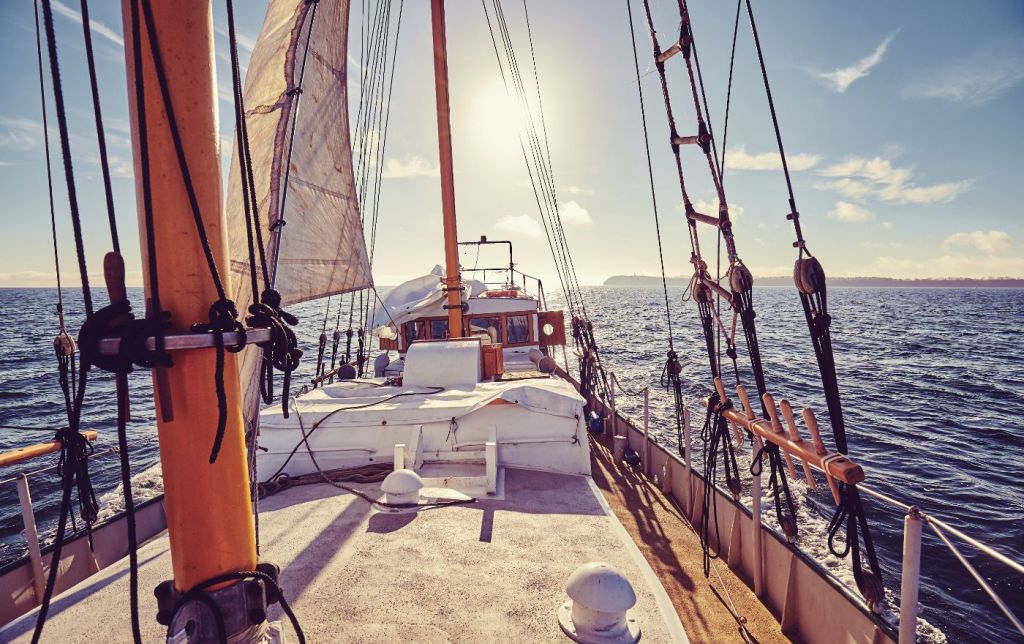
top-left (0, 431), bottom-right (99, 468)
top-left (0, 446), bottom-right (119, 486)
top-left (602, 369), bottom-right (1024, 641)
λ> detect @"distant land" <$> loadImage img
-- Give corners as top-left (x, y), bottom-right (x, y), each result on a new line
top-left (603, 275), bottom-right (1024, 288)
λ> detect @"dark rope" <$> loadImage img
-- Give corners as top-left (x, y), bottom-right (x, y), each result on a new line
top-left (699, 393), bottom-right (741, 578)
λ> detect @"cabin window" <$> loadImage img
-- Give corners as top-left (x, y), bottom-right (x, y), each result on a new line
top-left (429, 319), bottom-right (449, 339)
top-left (468, 316), bottom-right (501, 344)
top-left (505, 314), bottom-right (531, 345)
top-left (403, 321), bottom-right (423, 344)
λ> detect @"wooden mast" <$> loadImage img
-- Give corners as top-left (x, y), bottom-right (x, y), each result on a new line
top-left (121, 0), bottom-right (256, 591)
top-left (430, 0), bottom-right (464, 338)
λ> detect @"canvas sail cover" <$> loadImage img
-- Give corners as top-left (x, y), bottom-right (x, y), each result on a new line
top-left (225, 0), bottom-right (370, 432)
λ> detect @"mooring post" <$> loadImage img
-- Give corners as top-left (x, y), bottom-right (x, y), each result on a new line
top-left (899, 506), bottom-right (923, 643)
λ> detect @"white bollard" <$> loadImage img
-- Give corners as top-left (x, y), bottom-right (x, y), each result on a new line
top-left (899, 507), bottom-right (924, 644)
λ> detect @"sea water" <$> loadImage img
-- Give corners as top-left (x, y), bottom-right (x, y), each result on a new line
top-left (0, 285), bottom-right (1020, 642)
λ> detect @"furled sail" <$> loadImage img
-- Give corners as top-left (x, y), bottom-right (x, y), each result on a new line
top-left (224, 0), bottom-right (370, 433)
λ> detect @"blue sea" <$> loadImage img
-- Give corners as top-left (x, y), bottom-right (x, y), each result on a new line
top-left (0, 285), bottom-right (1021, 642)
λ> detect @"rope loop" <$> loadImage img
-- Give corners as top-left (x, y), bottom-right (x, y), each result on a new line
top-left (247, 288), bottom-right (302, 419)
top-left (54, 426), bottom-right (99, 525)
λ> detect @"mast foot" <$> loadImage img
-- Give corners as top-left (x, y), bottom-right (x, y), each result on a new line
top-left (156, 562), bottom-right (287, 643)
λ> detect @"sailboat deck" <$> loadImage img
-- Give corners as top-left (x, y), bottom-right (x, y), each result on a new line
top-left (2, 468), bottom-right (684, 642)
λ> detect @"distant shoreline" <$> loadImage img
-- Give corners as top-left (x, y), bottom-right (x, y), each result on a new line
top-left (603, 275), bottom-right (1024, 288)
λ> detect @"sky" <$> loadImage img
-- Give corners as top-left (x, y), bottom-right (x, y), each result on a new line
top-left (0, 0), bottom-right (1022, 289)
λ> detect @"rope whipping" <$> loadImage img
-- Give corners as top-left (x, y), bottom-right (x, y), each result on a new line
top-left (743, 0), bottom-right (883, 603)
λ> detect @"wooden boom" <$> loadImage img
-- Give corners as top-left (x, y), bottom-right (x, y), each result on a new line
top-left (0, 431), bottom-right (99, 468)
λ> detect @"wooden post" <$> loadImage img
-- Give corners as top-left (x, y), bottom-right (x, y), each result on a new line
top-left (121, 0), bottom-right (256, 591)
top-left (430, 0), bottom-right (464, 338)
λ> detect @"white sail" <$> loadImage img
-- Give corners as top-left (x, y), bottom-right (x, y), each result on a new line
top-left (224, 0), bottom-right (370, 432)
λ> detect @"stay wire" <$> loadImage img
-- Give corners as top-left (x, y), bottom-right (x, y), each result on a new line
top-left (79, 0), bottom-right (120, 254)
top-left (625, 0), bottom-right (674, 350)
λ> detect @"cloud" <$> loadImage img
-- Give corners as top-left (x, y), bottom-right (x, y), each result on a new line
top-left (382, 155), bottom-right (439, 179)
top-left (724, 145), bottom-right (820, 171)
top-left (814, 32), bottom-right (897, 92)
top-left (52, 0), bottom-right (124, 48)
top-left (692, 197), bottom-right (743, 220)
top-left (827, 201), bottom-right (874, 222)
top-left (942, 230), bottom-right (1012, 254)
top-left (872, 254), bottom-right (1024, 279)
top-left (213, 25), bottom-right (256, 53)
top-left (565, 185), bottom-right (593, 196)
top-left (560, 201), bottom-right (592, 226)
top-left (495, 214), bottom-right (542, 238)
top-left (905, 39), bottom-right (1024, 105)
top-left (816, 156), bottom-right (972, 205)
top-left (0, 116), bottom-right (38, 151)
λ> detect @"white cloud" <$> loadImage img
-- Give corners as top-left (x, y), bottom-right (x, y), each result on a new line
top-left (724, 145), bottom-right (820, 171)
top-left (565, 185), bottom-right (594, 196)
top-left (942, 230), bottom-right (1012, 254)
top-left (560, 201), bottom-right (593, 226)
top-left (382, 155), bottom-right (439, 179)
top-left (872, 254), bottom-right (1024, 279)
top-left (816, 156), bottom-right (972, 205)
top-left (827, 201), bottom-right (874, 222)
top-left (814, 32), bottom-right (897, 93)
top-left (213, 25), bottom-right (256, 53)
top-left (905, 39), bottom-right (1024, 105)
top-left (495, 214), bottom-right (542, 238)
top-left (692, 197), bottom-right (744, 220)
top-left (0, 116), bottom-right (38, 151)
top-left (52, 0), bottom-right (124, 47)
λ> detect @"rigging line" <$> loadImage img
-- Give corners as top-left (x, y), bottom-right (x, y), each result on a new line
top-left (273, 0), bottom-right (321, 282)
top-left (518, 0), bottom-right (588, 318)
top-left (744, 0), bottom-right (799, 236)
top-left (33, 0), bottom-right (64, 323)
top-left (625, 0), bottom-right (674, 348)
top-left (502, 2), bottom-right (587, 318)
top-left (139, 0), bottom-right (228, 301)
top-left (78, 0), bottom-right (119, 254)
top-left (39, 0), bottom-right (92, 315)
top-left (226, 0), bottom-right (260, 302)
top-left (353, 0), bottom-right (390, 206)
top-left (352, 0), bottom-right (385, 180)
top-left (366, 0), bottom-right (405, 270)
top-left (718, 0), bottom-right (742, 183)
top-left (480, 0), bottom-right (573, 314)
top-left (489, 0), bottom-right (580, 315)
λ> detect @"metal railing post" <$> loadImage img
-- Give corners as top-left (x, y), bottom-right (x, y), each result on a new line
top-left (642, 386), bottom-right (650, 474)
top-left (751, 439), bottom-right (764, 596)
top-left (899, 506), bottom-right (923, 643)
top-left (16, 473), bottom-right (46, 604)
top-left (682, 407), bottom-right (692, 507)
top-left (609, 372), bottom-right (617, 439)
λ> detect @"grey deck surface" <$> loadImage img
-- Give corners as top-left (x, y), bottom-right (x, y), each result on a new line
top-left (3, 469), bottom-right (681, 642)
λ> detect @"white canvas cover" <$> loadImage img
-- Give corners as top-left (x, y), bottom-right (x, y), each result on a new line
top-left (224, 0), bottom-right (370, 431)
top-left (371, 266), bottom-right (487, 333)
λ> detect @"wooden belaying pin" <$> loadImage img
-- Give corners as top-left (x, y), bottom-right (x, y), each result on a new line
top-left (736, 384), bottom-right (755, 421)
top-left (801, 407), bottom-right (829, 456)
top-left (762, 393), bottom-right (799, 479)
top-left (712, 378), bottom-right (744, 445)
top-left (780, 399), bottom-right (817, 490)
